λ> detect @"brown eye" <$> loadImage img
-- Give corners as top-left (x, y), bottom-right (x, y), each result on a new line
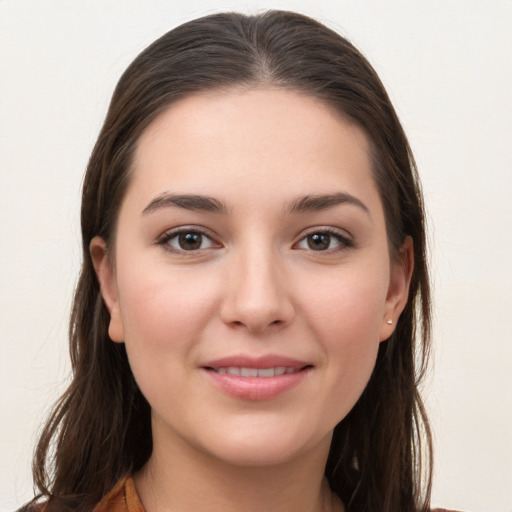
top-left (296, 229), bottom-right (353, 252)
top-left (307, 233), bottom-right (331, 250)
top-left (178, 232), bottom-right (203, 250)
top-left (161, 230), bottom-right (217, 252)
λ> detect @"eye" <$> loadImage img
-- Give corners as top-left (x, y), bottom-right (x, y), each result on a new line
top-left (296, 229), bottom-right (353, 251)
top-left (158, 229), bottom-right (218, 252)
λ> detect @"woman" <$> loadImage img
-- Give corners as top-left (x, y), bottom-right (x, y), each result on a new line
top-left (23, 10), bottom-right (455, 512)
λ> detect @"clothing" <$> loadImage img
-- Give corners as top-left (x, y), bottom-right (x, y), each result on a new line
top-left (91, 474), bottom-right (461, 512)
top-left (93, 476), bottom-right (142, 512)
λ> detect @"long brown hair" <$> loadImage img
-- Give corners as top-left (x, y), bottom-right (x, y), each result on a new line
top-left (28, 10), bottom-right (432, 512)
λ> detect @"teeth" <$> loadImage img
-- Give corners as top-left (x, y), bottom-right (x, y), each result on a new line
top-left (257, 368), bottom-right (275, 377)
top-left (241, 368), bottom-right (258, 377)
top-left (215, 367), bottom-right (299, 377)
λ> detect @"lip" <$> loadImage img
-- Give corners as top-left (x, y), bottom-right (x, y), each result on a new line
top-left (200, 354), bottom-right (313, 401)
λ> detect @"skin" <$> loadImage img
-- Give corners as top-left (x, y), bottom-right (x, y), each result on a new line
top-left (91, 88), bottom-right (413, 512)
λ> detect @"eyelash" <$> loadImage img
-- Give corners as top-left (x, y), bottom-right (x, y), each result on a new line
top-left (156, 227), bottom-right (354, 254)
top-left (156, 227), bottom-right (219, 253)
top-left (295, 228), bottom-right (354, 252)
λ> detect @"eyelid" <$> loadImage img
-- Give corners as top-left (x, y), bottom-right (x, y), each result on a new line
top-left (293, 227), bottom-right (354, 251)
top-left (156, 226), bottom-right (222, 253)
top-left (155, 225), bottom-right (353, 254)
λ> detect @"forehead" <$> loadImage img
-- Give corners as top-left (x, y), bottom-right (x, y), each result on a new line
top-left (129, 87), bottom-right (379, 212)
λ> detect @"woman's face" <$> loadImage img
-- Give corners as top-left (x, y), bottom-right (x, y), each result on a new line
top-left (92, 88), bottom-right (411, 468)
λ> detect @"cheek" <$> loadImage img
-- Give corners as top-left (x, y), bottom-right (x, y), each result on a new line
top-left (116, 263), bottom-right (221, 353)
top-left (303, 265), bottom-right (389, 344)
top-left (114, 264), bottom-right (223, 413)
top-left (300, 266), bottom-right (388, 413)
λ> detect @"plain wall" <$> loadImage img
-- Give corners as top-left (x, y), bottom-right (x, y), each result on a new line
top-left (1, 1), bottom-right (511, 510)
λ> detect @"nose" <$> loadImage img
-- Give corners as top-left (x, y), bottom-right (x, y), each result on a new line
top-left (220, 245), bottom-right (295, 334)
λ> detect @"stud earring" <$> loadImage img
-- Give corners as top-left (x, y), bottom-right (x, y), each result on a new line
top-left (386, 319), bottom-right (393, 325)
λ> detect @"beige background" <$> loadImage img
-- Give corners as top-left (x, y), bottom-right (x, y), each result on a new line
top-left (1, 1), bottom-right (511, 510)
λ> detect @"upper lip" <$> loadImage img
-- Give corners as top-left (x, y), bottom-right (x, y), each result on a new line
top-left (201, 354), bottom-right (312, 370)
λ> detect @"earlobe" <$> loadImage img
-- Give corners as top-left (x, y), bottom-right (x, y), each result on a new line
top-left (89, 236), bottom-right (125, 343)
top-left (379, 236), bottom-right (414, 342)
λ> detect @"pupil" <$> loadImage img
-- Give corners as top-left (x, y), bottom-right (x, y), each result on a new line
top-left (308, 233), bottom-right (330, 250)
top-left (179, 232), bottom-right (202, 250)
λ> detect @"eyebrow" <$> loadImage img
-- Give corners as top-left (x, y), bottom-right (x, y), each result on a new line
top-left (288, 193), bottom-right (369, 215)
top-left (142, 191), bottom-right (369, 217)
top-left (142, 193), bottom-right (228, 215)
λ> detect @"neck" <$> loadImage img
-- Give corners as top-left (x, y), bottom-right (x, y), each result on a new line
top-left (133, 428), bottom-right (343, 512)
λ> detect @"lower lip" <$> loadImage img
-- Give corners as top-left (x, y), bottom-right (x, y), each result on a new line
top-left (202, 368), bottom-right (311, 401)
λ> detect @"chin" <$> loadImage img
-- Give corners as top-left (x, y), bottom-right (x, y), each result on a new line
top-left (197, 419), bottom-right (333, 469)
top-left (211, 444), bottom-right (307, 468)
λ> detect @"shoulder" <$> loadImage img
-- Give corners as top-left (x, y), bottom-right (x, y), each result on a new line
top-left (16, 476), bottom-right (143, 512)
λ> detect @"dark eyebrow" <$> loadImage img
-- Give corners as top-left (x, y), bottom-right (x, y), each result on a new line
top-left (288, 193), bottom-right (370, 215)
top-left (142, 193), bottom-right (228, 215)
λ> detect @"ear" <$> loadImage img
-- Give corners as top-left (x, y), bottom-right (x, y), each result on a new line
top-left (90, 236), bottom-right (125, 343)
top-left (379, 236), bottom-right (414, 342)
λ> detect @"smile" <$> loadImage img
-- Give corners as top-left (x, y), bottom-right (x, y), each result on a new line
top-left (201, 356), bottom-right (313, 400)
top-left (211, 367), bottom-right (301, 377)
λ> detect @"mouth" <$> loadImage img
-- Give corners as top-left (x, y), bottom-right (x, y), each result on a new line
top-left (200, 355), bottom-right (313, 400)
top-left (205, 366), bottom-right (309, 377)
